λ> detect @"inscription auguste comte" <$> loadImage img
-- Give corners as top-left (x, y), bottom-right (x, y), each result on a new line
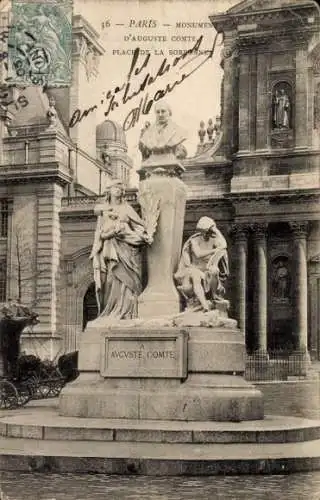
top-left (110, 349), bottom-right (177, 360)
top-left (101, 331), bottom-right (188, 378)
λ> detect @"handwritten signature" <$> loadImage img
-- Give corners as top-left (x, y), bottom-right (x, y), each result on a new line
top-left (69, 33), bottom-right (219, 130)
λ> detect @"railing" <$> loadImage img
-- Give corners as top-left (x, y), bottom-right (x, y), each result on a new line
top-left (245, 349), bottom-right (309, 381)
top-left (61, 189), bottom-right (138, 208)
top-left (61, 195), bottom-right (98, 207)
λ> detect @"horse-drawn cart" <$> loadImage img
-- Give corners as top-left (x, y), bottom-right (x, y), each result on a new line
top-left (0, 355), bottom-right (67, 409)
top-left (0, 302), bottom-right (78, 409)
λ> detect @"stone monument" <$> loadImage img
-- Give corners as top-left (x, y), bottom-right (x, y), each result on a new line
top-left (59, 102), bottom-right (264, 422)
top-left (138, 101), bottom-right (188, 317)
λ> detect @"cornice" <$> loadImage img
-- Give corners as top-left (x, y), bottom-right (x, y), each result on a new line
top-left (227, 188), bottom-right (320, 202)
top-left (233, 149), bottom-right (320, 160)
top-left (237, 28), bottom-right (314, 48)
top-left (3, 129), bottom-right (73, 148)
top-left (186, 198), bottom-right (231, 208)
top-left (182, 160), bottom-right (232, 175)
top-left (210, 3), bottom-right (318, 33)
top-left (0, 162), bottom-right (72, 186)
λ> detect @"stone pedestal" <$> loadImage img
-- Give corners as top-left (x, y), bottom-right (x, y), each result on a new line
top-left (138, 154), bottom-right (188, 318)
top-left (59, 322), bottom-right (264, 422)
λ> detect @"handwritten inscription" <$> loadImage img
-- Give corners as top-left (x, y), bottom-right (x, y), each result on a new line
top-left (69, 33), bottom-right (220, 131)
top-left (110, 350), bottom-right (176, 360)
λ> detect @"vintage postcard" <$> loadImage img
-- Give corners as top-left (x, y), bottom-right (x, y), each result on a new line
top-left (0, 0), bottom-right (320, 498)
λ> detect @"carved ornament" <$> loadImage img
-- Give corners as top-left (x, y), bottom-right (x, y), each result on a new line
top-left (289, 221), bottom-right (309, 237)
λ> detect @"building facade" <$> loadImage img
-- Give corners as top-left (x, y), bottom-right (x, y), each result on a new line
top-left (0, 0), bottom-right (319, 362)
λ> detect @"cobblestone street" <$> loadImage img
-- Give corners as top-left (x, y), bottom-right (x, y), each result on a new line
top-left (1, 472), bottom-right (320, 500)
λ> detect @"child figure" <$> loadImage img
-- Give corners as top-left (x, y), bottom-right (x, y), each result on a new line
top-left (100, 207), bottom-right (130, 261)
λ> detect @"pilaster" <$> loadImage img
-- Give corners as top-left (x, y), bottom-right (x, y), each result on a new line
top-left (34, 184), bottom-right (64, 336)
top-left (295, 48), bottom-right (309, 149)
top-left (238, 54), bottom-right (250, 152)
top-left (256, 54), bottom-right (269, 151)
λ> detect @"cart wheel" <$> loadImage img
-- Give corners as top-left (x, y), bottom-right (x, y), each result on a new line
top-left (0, 380), bottom-right (19, 409)
top-left (24, 373), bottom-right (40, 399)
top-left (48, 379), bottom-right (64, 397)
top-left (38, 381), bottom-right (51, 398)
top-left (17, 383), bottom-right (32, 406)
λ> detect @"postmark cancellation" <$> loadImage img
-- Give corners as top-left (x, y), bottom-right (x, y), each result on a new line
top-left (7, 0), bottom-right (73, 87)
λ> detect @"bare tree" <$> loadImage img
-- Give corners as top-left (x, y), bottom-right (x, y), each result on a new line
top-left (9, 227), bottom-right (47, 307)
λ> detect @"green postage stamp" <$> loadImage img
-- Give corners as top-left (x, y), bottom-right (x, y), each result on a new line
top-left (7, 0), bottom-right (73, 86)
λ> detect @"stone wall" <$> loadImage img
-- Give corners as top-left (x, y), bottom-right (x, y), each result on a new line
top-left (256, 376), bottom-right (320, 420)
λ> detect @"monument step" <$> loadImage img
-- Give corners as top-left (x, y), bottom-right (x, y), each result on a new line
top-left (1, 435), bottom-right (320, 475)
top-left (1, 401), bottom-right (320, 444)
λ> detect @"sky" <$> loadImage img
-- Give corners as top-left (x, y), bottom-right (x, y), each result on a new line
top-left (73, 0), bottom-right (239, 176)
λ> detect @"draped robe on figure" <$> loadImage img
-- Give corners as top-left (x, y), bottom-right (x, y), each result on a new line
top-left (90, 202), bottom-right (146, 320)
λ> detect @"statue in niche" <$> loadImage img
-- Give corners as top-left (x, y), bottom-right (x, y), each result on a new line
top-left (272, 259), bottom-right (290, 300)
top-left (138, 101), bottom-right (187, 160)
top-left (174, 216), bottom-right (229, 312)
top-left (272, 86), bottom-right (291, 130)
top-left (89, 179), bottom-right (151, 320)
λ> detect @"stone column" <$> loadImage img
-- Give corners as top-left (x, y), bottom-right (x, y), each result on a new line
top-left (138, 157), bottom-right (187, 318)
top-left (232, 224), bottom-right (248, 333)
top-left (252, 223), bottom-right (268, 354)
top-left (290, 222), bottom-right (309, 354)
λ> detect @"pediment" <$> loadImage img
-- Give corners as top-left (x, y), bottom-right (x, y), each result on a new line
top-left (227, 0), bottom-right (314, 14)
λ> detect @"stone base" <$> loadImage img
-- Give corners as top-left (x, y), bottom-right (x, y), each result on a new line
top-left (288, 349), bottom-right (311, 377)
top-left (59, 323), bottom-right (264, 422)
top-left (59, 375), bottom-right (263, 421)
top-left (2, 401), bottom-right (320, 475)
